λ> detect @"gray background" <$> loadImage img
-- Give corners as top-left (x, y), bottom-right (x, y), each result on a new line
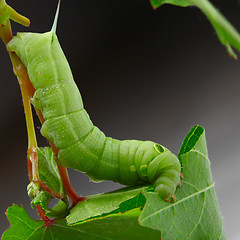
top-left (0, 0), bottom-right (240, 239)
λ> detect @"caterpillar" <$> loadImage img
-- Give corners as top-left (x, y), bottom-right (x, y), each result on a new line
top-left (7, 14), bottom-right (181, 200)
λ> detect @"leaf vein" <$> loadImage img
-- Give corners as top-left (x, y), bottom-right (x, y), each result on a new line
top-left (142, 183), bottom-right (214, 221)
top-left (162, 205), bottom-right (175, 239)
top-left (190, 150), bottom-right (209, 162)
top-left (6, 213), bottom-right (38, 231)
top-left (54, 224), bottom-right (113, 240)
top-left (187, 191), bottom-right (206, 238)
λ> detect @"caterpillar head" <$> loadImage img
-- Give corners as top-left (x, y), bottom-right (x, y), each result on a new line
top-left (150, 144), bottom-right (181, 199)
top-left (135, 141), bottom-right (181, 199)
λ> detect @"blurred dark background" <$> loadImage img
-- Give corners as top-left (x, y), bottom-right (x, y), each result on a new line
top-left (0, 0), bottom-right (240, 238)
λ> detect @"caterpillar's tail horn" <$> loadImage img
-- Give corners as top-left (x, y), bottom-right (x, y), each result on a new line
top-left (51, 0), bottom-right (61, 33)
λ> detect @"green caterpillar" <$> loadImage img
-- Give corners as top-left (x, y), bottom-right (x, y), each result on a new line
top-left (7, 28), bottom-right (181, 200)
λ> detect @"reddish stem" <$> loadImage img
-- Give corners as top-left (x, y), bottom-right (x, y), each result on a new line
top-left (33, 179), bottom-right (64, 200)
top-left (27, 157), bottom-right (33, 182)
top-left (1, 6), bottom-right (84, 212)
top-left (57, 165), bottom-right (86, 206)
top-left (27, 147), bottom-right (39, 181)
top-left (48, 140), bottom-right (85, 205)
top-left (0, 21), bottom-right (12, 45)
top-left (36, 205), bottom-right (54, 226)
top-left (14, 55), bottom-right (82, 205)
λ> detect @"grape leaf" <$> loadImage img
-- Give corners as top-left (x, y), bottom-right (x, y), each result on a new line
top-left (27, 147), bottom-right (68, 218)
top-left (67, 186), bottom-right (147, 224)
top-left (2, 125), bottom-right (226, 239)
top-left (2, 205), bottom-right (161, 240)
top-left (2, 204), bottom-right (43, 240)
top-left (150, 0), bottom-right (240, 58)
top-left (139, 125), bottom-right (226, 239)
top-left (38, 147), bottom-right (64, 196)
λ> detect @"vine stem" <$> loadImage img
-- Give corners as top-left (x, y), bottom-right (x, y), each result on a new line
top-left (151, 0), bottom-right (240, 58)
top-left (0, 0), bottom-right (84, 221)
top-left (57, 165), bottom-right (86, 206)
top-left (187, 0), bottom-right (240, 58)
top-left (36, 205), bottom-right (54, 226)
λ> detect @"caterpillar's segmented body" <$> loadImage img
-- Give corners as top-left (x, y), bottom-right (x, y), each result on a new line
top-left (8, 31), bottom-right (181, 198)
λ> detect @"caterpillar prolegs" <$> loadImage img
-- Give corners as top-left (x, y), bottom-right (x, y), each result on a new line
top-left (8, 31), bottom-right (181, 199)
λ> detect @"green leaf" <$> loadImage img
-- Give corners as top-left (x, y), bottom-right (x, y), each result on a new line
top-left (150, 0), bottom-right (240, 58)
top-left (3, 126), bottom-right (225, 239)
top-left (38, 147), bottom-right (65, 196)
top-left (2, 204), bottom-right (43, 240)
top-left (69, 215), bottom-right (161, 240)
top-left (151, 0), bottom-right (192, 8)
top-left (178, 125), bottom-right (206, 159)
top-left (2, 204), bottom-right (161, 240)
top-left (67, 186), bottom-right (147, 224)
top-left (27, 147), bottom-right (68, 218)
top-left (139, 125), bottom-right (226, 239)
